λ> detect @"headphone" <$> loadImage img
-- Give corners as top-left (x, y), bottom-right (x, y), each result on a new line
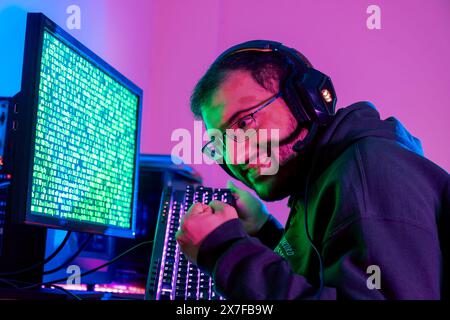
top-left (212, 40), bottom-right (337, 179)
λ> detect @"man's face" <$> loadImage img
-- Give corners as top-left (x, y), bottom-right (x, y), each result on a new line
top-left (202, 70), bottom-right (308, 201)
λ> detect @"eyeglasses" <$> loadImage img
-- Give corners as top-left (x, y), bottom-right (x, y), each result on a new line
top-left (202, 91), bottom-right (282, 162)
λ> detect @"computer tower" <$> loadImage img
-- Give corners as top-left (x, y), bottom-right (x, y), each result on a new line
top-left (0, 96), bottom-right (48, 285)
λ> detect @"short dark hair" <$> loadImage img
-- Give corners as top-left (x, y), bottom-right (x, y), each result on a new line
top-left (190, 48), bottom-right (312, 119)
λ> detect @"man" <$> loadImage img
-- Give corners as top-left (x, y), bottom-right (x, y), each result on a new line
top-left (175, 40), bottom-right (449, 299)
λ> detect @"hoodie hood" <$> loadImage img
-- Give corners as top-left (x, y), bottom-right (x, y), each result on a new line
top-left (315, 101), bottom-right (423, 161)
top-left (289, 101), bottom-right (424, 204)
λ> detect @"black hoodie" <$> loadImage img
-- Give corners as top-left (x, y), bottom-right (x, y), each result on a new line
top-left (197, 101), bottom-right (450, 299)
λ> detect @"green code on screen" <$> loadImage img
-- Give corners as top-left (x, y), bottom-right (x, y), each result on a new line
top-left (30, 30), bottom-right (138, 229)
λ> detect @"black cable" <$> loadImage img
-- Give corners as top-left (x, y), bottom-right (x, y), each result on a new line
top-left (303, 167), bottom-right (325, 299)
top-left (0, 181), bottom-right (11, 189)
top-left (297, 124), bottom-right (324, 299)
top-left (20, 240), bottom-right (153, 290)
top-left (0, 277), bottom-right (82, 300)
top-left (0, 231), bottom-right (72, 277)
top-left (0, 277), bottom-right (20, 289)
top-left (46, 284), bottom-right (82, 300)
top-left (290, 122), bottom-right (325, 299)
top-left (42, 234), bottom-right (93, 275)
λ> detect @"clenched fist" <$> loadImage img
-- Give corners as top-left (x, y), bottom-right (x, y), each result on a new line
top-left (227, 180), bottom-right (270, 236)
top-left (176, 200), bottom-right (238, 265)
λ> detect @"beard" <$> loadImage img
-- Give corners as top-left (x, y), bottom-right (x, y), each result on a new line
top-left (229, 125), bottom-right (309, 202)
top-left (249, 132), bottom-right (306, 201)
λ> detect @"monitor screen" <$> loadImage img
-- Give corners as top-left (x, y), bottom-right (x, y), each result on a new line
top-left (10, 13), bottom-right (142, 238)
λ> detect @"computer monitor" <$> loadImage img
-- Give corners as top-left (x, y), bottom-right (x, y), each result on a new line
top-left (8, 13), bottom-right (142, 238)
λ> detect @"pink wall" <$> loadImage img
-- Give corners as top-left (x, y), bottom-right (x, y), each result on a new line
top-left (0, 0), bottom-right (448, 223)
top-left (93, 1), bottom-right (450, 223)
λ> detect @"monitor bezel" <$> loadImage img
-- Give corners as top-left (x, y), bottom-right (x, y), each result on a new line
top-left (11, 12), bottom-right (142, 238)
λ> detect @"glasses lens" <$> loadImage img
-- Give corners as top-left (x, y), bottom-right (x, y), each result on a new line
top-left (227, 129), bottom-right (257, 143)
top-left (202, 138), bottom-right (224, 161)
top-left (228, 116), bottom-right (257, 142)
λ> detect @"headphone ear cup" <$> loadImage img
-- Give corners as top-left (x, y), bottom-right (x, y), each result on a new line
top-left (282, 69), bottom-right (337, 126)
top-left (300, 69), bottom-right (337, 120)
top-left (282, 72), bottom-right (318, 123)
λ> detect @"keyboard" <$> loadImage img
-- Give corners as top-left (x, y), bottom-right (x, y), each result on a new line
top-left (145, 185), bottom-right (235, 300)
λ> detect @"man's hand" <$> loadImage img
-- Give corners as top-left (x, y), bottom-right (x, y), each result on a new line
top-left (176, 200), bottom-right (238, 265)
top-left (227, 180), bottom-right (270, 236)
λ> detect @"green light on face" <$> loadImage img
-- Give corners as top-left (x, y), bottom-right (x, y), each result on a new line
top-left (30, 30), bottom-right (138, 229)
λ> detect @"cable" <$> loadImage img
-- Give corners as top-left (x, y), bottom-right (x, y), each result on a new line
top-left (296, 130), bottom-right (325, 299)
top-left (0, 231), bottom-right (72, 277)
top-left (42, 234), bottom-right (93, 275)
top-left (0, 277), bottom-right (82, 300)
top-left (46, 284), bottom-right (82, 300)
top-left (20, 240), bottom-right (153, 290)
top-left (290, 122), bottom-right (325, 299)
top-left (0, 181), bottom-right (11, 189)
top-left (303, 167), bottom-right (325, 299)
top-left (0, 277), bottom-right (20, 289)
